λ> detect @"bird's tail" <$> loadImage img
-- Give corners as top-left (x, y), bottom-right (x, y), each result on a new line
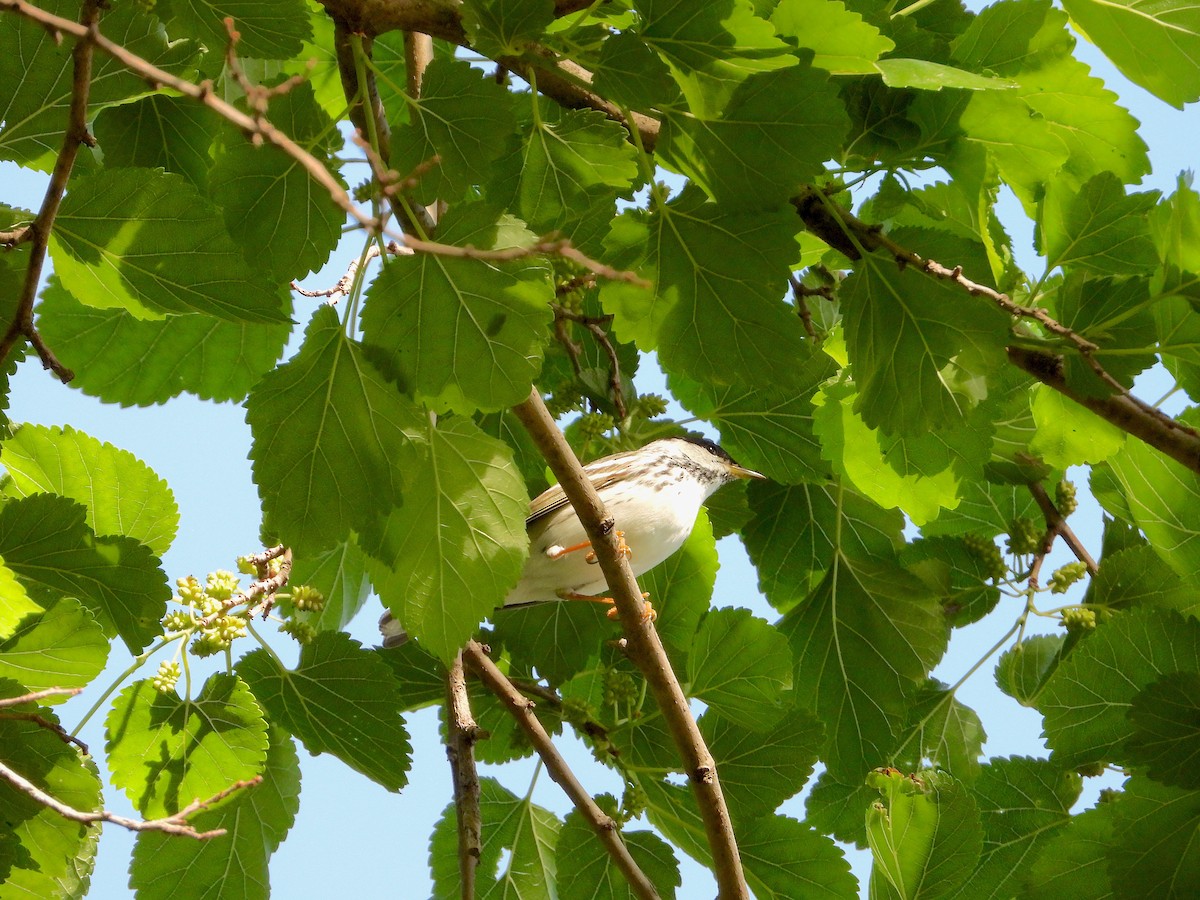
top-left (377, 610), bottom-right (408, 648)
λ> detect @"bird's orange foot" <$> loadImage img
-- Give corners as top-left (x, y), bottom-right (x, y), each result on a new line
top-left (547, 539), bottom-right (594, 560)
top-left (606, 595), bottom-right (655, 623)
top-left (586, 530), bottom-right (631, 565)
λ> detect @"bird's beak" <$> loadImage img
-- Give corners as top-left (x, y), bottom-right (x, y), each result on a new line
top-left (727, 463), bottom-right (767, 481)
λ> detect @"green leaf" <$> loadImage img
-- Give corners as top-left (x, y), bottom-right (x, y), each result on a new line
top-left (780, 553), bottom-right (947, 780)
top-left (1126, 672), bottom-right (1200, 789)
top-left (669, 348), bottom-right (836, 484)
top-left (129, 726), bottom-right (301, 900)
top-left (995, 634), bottom-right (1066, 707)
top-left (658, 63), bottom-right (850, 208)
top-left (0, 0), bottom-right (197, 169)
top-left (637, 0), bottom-right (795, 114)
top-left (50, 168), bottom-right (290, 323)
top-left (953, 2), bottom-right (1149, 193)
top-left (921, 479), bottom-right (1042, 539)
top-left (0, 559), bottom-right (39, 641)
top-left (0, 494), bottom-right (169, 654)
top-left (246, 305), bottom-right (423, 554)
top-left (2, 423), bottom-right (179, 555)
top-left (841, 250), bottom-right (1008, 436)
top-left (208, 144), bottom-right (344, 282)
top-left (556, 811), bottom-right (681, 900)
top-left (700, 706), bottom-right (823, 822)
top-left (237, 631), bottom-right (412, 791)
top-left (1109, 437), bottom-right (1200, 579)
top-left (283, 540), bottom-right (373, 632)
top-left (429, 777), bottom-right (560, 898)
top-left (1109, 775), bottom-right (1200, 897)
top-left (602, 198), bottom-right (810, 389)
top-left (1052, 275), bottom-right (1157, 391)
top-left (493, 600), bottom-right (611, 687)
top-left (158, 0), bottom-right (310, 59)
top-left (1037, 608), bottom-right (1200, 768)
top-left (593, 30), bottom-right (683, 110)
top-left (461, 0), bottom-right (555, 56)
top-left (513, 102), bottom-right (639, 233)
top-left (105, 673), bottom-right (269, 818)
top-left (1060, 0), bottom-right (1200, 107)
top-left (1016, 55), bottom-right (1149, 188)
top-left (36, 277), bottom-right (291, 406)
top-left (867, 770), bottom-right (983, 900)
top-left (1088, 544), bottom-right (1198, 617)
top-left (0, 697), bottom-right (102, 895)
top-left (644, 777), bottom-right (857, 898)
top-left (900, 537), bottom-right (1000, 628)
top-left (957, 91), bottom-right (1069, 207)
top-left (686, 607), bottom-right (792, 730)
top-left (365, 418), bottom-right (528, 664)
top-left (1029, 385), bottom-right (1126, 468)
top-left (875, 59), bottom-right (1017, 91)
top-left (93, 94), bottom-right (216, 188)
top-left (813, 379), bottom-right (983, 526)
top-left (743, 479), bottom-right (904, 612)
top-left (390, 57), bottom-right (516, 203)
top-left (958, 756), bottom-right (1080, 899)
top-left (898, 682), bottom-right (986, 781)
top-left (0, 598), bottom-right (108, 698)
top-left (361, 203), bottom-right (553, 413)
top-left (1043, 173), bottom-right (1160, 275)
top-left (771, 0), bottom-right (895, 74)
top-left (377, 641), bottom-right (447, 712)
top-left (739, 814), bottom-right (858, 900)
top-left (1022, 803), bottom-right (1115, 900)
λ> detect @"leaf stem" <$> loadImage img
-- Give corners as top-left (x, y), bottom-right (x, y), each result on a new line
top-left (71, 635), bottom-right (177, 737)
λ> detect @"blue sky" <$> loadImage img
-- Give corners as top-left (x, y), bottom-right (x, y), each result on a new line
top-left (3, 12), bottom-right (1198, 898)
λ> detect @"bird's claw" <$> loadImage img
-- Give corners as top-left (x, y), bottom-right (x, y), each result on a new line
top-left (607, 594), bottom-right (655, 623)
top-left (586, 530), bottom-right (631, 565)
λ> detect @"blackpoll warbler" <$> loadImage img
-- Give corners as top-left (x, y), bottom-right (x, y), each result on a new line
top-left (379, 436), bottom-right (765, 647)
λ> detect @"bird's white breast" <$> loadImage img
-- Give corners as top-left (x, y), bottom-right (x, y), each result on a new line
top-left (504, 465), bottom-right (715, 605)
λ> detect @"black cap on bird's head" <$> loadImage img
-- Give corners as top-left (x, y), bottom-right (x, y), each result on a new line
top-left (674, 435), bottom-right (765, 481)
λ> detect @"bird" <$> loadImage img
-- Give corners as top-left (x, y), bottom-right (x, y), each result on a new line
top-left (379, 436), bottom-right (765, 647)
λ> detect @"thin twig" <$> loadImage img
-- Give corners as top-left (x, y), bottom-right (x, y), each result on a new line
top-left (0, 760), bottom-right (260, 840)
top-left (403, 235), bottom-right (649, 286)
top-left (445, 651), bottom-right (482, 899)
top-left (197, 546), bottom-right (292, 627)
top-left (464, 641), bottom-right (661, 900)
top-left (552, 302), bottom-right (629, 419)
top-left (1027, 482), bottom-right (1098, 579)
top-left (0, 0), bottom-right (105, 382)
top-left (511, 389), bottom-right (747, 899)
top-left (292, 241), bottom-right (408, 300)
top-left (0, 687), bottom-right (84, 708)
top-left (788, 274), bottom-right (823, 340)
top-left (0, 0), bottom-right (379, 232)
top-left (0, 688), bottom-right (90, 753)
top-left (1, 225), bottom-right (32, 247)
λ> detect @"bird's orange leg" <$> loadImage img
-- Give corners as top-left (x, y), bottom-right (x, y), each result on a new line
top-left (556, 589), bottom-right (657, 623)
top-left (545, 531), bottom-right (632, 565)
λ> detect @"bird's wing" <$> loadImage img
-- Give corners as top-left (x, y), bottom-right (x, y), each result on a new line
top-left (524, 471), bottom-right (627, 529)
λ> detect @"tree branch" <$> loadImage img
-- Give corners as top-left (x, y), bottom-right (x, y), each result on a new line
top-left (0, 0), bottom-right (106, 382)
top-left (445, 651), bottom-right (482, 900)
top-left (0, 760), bottom-right (261, 839)
top-left (0, 0), bottom-right (381, 233)
top-left (1008, 346), bottom-right (1200, 474)
top-left (464, 641), bottom-right (661, 900)
top-left (510, 388), bottom-right (747, 899)
top-left (1027, 481), bottom-right (1098, 577)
